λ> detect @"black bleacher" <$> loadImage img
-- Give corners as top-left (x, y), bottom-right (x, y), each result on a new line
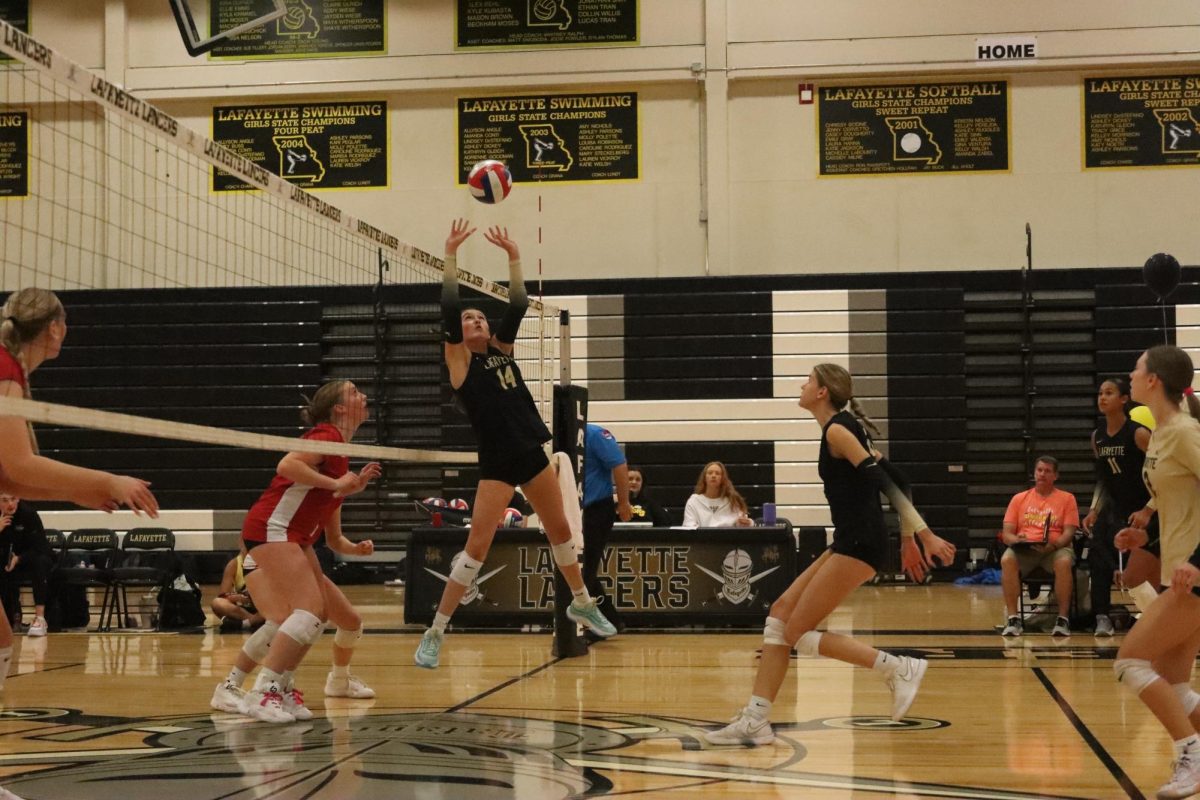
top-left (17, 265), bottom-right (1194, 575)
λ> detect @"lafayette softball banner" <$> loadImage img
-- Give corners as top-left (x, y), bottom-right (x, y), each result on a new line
top-left (1084, 75), bottom-right (1200, 169)
top-left (818, 80), bottom-right (1010, 176)
top-left (209, 0), bottom-right (385, 59)
top-left (456, 0), bottom-right (638, 49)
top-left (405, 526), bottom-right (796, 627)
top-left (212, 100), bottom-right (388, 191)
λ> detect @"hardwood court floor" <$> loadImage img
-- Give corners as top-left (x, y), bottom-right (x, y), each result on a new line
top-left (0, 583), bottom-right (1174, 799)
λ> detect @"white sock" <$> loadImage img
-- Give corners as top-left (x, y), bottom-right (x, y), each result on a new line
top-left (747, 695), bottom-right (772, 719)
top-left (0, 646), bottom-right (11, 690)
top-left (331, 664), bottom-right (349, 679)
top-left (226, 666), bottom-right (248, 687)
top-left (1174, 734), bottom-right (1200, 759)
top-left (432, 612), bottom-right (451, 633)
top-left (571, 585), bottom-right (592, 604)
top-left (873, 651), bottom-right (901, 676)
top-left (254, 668), bottom-right (282, 692)
top-left (281, 670), bottom-right (295, 691)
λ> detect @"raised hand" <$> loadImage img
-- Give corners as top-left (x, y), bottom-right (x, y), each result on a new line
top-left (483, 226), bottom-right (520, 260)
top-left (445, 218), bottom-right (476, 256)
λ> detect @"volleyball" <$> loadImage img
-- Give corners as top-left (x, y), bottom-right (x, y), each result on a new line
top-left (467, 159), bottom-right (512, 204)
top-left (422, 496), bottom-right (447, 508)
top-left (501, 507), bottom-right (523, 528)
top-left (449, 497), bottom-right (470, 511)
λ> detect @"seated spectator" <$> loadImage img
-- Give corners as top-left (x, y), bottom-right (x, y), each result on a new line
top-left (623, 466), bottom-right (672, 526)
top-left (212, 551), bottom-right (265, 630)
top-left (682, 461), bottom-right (753, 528)
top-left (998, 456), bottom-right (1079, 638)
top-left (0, 493), bottom-right (52, 637)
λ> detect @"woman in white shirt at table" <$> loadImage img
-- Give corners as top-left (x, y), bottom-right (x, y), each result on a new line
top-left (682, 461), bottom-right (754, 528)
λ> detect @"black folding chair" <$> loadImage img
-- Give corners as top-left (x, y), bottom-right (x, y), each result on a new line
top-left (106, 528), bottom-right (178, 630)
top-left (55, 529), bottom-right (120, 631)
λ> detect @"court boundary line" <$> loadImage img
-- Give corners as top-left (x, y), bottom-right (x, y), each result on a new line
top-left (444, 656), bottom-right (562, 713)
top-left (1032, 666), bottom-right (1146, 800)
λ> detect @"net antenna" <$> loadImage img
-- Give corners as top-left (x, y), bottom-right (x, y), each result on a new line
top-left (169, 0), bottom-right (287, 57)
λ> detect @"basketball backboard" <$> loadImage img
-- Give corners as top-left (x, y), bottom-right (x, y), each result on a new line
top-left (169, 0), bottom-right (287, 57)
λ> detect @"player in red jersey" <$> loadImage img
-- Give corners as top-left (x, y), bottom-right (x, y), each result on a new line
top-left (236, 380), bottom-right (380, 723)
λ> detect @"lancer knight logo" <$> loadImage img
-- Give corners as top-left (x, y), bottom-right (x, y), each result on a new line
top-left (696, 548), bottom-right (779, 606)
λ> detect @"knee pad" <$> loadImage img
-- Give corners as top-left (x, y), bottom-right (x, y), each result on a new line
top-left (796, 630), bottom-right (822, 657)
top-left (333, 626), bottom-right (363, 649)
top-left (1174, 683), bottom-right (1200, 715)
top-left (449, 553), bottom-right (484, 587)
top-left (551, 541), bottom-right (577, 568)
top-left (763, 617), bottom-right (788, 648)
top-left (1114, 658), bottom-right (1159, 695)
top-left (242, 620), bottom-right (280, 663)
top-left (279, 609), bottom-right (324, 647)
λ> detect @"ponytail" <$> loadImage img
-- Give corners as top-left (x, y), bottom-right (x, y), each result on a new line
top-left (300, 380), bottom-right (348, 426)
top-left (1187, 390), bottom-right (1200, 423)
top-left (813, 363), bottom-right (881, 438)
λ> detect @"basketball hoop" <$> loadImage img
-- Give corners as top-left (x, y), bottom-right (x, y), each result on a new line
top-left (168, 0), bottom-right (287, 57)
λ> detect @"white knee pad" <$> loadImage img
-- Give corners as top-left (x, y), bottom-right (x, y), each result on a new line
top-left (449, 553), bottom-right (484, 587)
top-left (796, 630), bottom-right (823, 657)
top-left (243, 620), bottom-right (280, 663)
top-left (1114, 658), bottom-right (1160, 695)
top-left (334, 626), bottom-right (363, 649)
top-left (279, 609), bottom-right (324, 647)
top-left (763, 617), bottom-right (788, 648)
top-left (1174, 683), bottom-right (1200, 715)
top-left (551, 540), bottom-right (577, 568)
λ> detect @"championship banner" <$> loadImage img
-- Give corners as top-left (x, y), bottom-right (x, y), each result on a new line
top-left (211, 100), bottom-right (388, 192)
top-left (456, 0), bottom-right (638, 50)
top-left (208, 0), bottom-right (385, 59)
top-left (1084, 75), bottom-right (1200, 169)
top-left (818, 80), bottom-right (1009, 176)
top-left (0, 109), bottom-right (27, 197)
top-left (404, 527), bottom-right (797, 627)
top-left (458, 91), bottom-right (638, 184)
top-left (0, 0), bottom-right (29, 62)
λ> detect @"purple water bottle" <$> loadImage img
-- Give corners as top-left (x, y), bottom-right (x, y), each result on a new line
top-left (763, 502), bottom-right (777, 526)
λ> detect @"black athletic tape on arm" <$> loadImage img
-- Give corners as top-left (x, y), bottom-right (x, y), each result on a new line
top-left (442, 254), bottom-right (463, 344)
top-left (877, 457), bottom-right (911, 496)
top-left (495, 259), bottom-right (528, 345)
top-left (855, 456), bottom-right (887, 494)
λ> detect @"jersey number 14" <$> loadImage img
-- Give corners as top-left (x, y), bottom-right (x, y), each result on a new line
top-left (496, 364), bottom-right (517, 390)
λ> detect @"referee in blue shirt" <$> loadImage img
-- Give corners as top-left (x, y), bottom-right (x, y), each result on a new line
top-left (583, 423), bottom-right (632, 633)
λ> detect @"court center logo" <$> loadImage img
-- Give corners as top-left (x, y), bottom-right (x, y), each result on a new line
top-left (0, 709), bottom-right (1057, 799)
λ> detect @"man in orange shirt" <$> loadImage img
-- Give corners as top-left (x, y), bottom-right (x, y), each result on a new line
top-left (999, 456), bottom-right (1079, 638)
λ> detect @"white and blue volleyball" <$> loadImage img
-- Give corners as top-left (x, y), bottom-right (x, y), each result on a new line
top-left (467, 159), bottom-right (513, 204)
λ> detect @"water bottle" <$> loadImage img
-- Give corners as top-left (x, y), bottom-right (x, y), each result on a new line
top-left (431, 511), bottom-right (443, 528)
top-left (762, 502), bottom-right (777, 526)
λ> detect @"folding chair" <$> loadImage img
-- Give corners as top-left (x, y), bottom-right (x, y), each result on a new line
top-left (106, 528), bottom-right (177, 630)
top-left (55, 529), bottom-right (119, 631)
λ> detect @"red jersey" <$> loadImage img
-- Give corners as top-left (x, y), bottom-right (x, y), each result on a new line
top-left (0, 348), bottom-right (27, 389)
top-left (242, 424), bottom-right (349, 546)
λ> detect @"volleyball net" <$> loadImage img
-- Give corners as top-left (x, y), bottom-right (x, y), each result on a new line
top-left (0, 19), bottom-right (562, 469)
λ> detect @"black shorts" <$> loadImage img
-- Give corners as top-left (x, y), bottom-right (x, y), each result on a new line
top-left (829, 526), bottom-right (889, 572)
top-left (478, 446), bottom-right (550, 487)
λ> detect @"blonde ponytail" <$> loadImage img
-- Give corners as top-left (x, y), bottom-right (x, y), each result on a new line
top-left (1, 288), bottom-right (64, 453)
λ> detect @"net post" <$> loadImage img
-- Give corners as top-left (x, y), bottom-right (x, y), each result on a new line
top-left (552, 310), bottom-right (588, 658)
